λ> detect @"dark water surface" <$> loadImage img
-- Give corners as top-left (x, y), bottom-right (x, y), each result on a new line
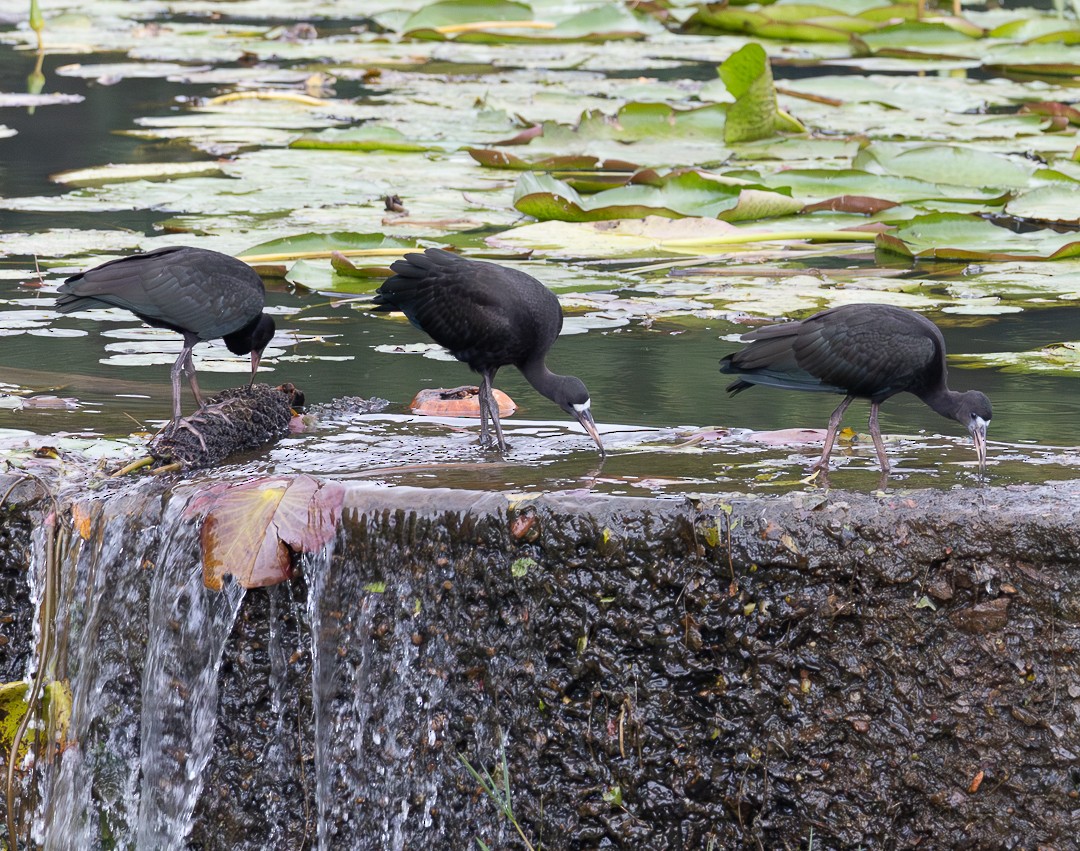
top-left (2, 41), bottom-right (1080, 493)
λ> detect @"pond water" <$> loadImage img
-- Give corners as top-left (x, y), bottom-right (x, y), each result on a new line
top-left (2, 16), bottom-right (1080, 495)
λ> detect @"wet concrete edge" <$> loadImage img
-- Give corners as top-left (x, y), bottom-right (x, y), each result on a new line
top-left (3, 476), bottom-right (1079, 847)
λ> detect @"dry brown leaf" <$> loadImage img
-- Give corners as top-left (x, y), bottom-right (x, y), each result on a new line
top-left (187, 475), bottom-right (346, 590)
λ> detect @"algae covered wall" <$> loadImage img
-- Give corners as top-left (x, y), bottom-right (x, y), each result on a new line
top-left (2, 477), bottom-right (1079, 849)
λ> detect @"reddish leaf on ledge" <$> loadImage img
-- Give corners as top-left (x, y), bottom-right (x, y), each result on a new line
top-left (187, 474), bottom-right (347, 590)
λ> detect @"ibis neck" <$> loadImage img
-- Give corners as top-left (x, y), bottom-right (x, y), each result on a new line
top-left (519, 356), bottom-right (561, 402)
top-left (918, 384), bottom-right (964, 421)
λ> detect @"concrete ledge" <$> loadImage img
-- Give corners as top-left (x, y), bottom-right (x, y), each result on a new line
top-left (3, 476), bottom-right (1078, 848)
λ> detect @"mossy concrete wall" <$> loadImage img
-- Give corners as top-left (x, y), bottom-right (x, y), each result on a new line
top-left (2, 477), bottom-right (1078, 849)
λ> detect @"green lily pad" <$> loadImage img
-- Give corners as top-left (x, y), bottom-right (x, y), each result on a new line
top-left (854, 20), bottom-right (982, 55)
top-left (51, 161), bottom-right (225, 187)
top-left (764, 168), bottom-right (1006, 203)
top-left (542, 4), bottom-right (664, 41)
top-left (564, 101), bottom-right (730, 143)
top-left (401, 0), bottom-right (534, 34)
top-left (53, 61), bottom-right (213, 81)
top-left (0, 229), bottom-right (147, 262)
top-left (238, 232), bottom-right (418, 261)
top-left (513, 170), bottom-right (802, 223)
top-left (687, 5), bottom-right (855, 42)
top-left (720, 42), bottom-right (805, 143)
top-left (983, 43), bottom-right (1080, 76)
top-left (855, 144), bottom-right (1036, 189)
top-left (487, 216), bottom-right (745, 256)
top-left (876, 213), bottom-right (1080, 260)
top-left (291, 125), bottom-right (454, 153)
top-left (284, 259), bottom-right (384, 293)
top-left (400, 0), bottom-right (661, 42)
top-left (951, 342), bottom-right (1080, 375)
top-left (466, 149), bottom-right (639, 173)
top-left (988, 18), bottom-right (1080, 41)
top-left (1005, 185), bottom-right (1080, 225)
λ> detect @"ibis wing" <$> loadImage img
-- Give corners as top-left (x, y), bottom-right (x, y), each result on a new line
top-left (375, 249), bottom-right (557, 368)
top-left (56, 246), bottom-right (265, 341)
top-left (722, 321), bottom-right (834, 393)
top-left (793, 307), bottom-right (939, 398)
top-left (722, 304), bottom-right (943, 399)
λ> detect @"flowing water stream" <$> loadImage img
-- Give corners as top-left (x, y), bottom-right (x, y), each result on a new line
top-left (14, 480), bottom-right (460, 850)
top-left (28, 486), bottom-right (243, 848)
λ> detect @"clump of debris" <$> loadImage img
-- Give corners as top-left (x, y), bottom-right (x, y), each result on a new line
top-left (149, 383), bottom-right (300, 469)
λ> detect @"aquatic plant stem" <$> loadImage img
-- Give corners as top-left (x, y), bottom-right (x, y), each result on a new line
top-left (238, 248), bottom-right (416, 264)
top-left (206, 91), bottom-right (329, 107)
top-left (111, 456), bottom-right (154, 477)
top-left (458, 746), bottom-right (537, 851)
top-left (662, 229), bottom-right (881, 248)
top-left (436, 20), bottom-right (555, 34)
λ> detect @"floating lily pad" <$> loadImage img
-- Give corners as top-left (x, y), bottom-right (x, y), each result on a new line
top-left (53, 62), bottom-right (213, 81)
top-left (720, 42), bottom-right (805, 143)
top-left (688, 4), bottom-right (861, 42)
top-left (467, 149), bottom-right (639, 173)
top-left (0, 93), bottom-right (84, 107)
top-left (239, 232), bottom-right (418, 261)
top-left (763, 167), bottom-right (1006, 204)
top-left (554, 101), bottom-right (730, 145)
top-left (513, 171), bottom-right (802, 223)
top-left (854, 21), bottom-right (982, 57)
top-left (401, 0), bottom-right (662, 42)
top-left (1004, 185), bottom-right (1080, 225)
top-left (855, 144), bottom-right (1036, 189)
top-left (400, 0), bottom-right (539, 36)
top-left (983, 43), bottom-right (1080, 76)
top-left (951, 342), bottom-right (1080, 375)
top-left (876, 213), bottom-right (1080, 260)
top-left (291, 125), bottom-right (455, 153)
top-left (51, 161), bottom-right (225, 187)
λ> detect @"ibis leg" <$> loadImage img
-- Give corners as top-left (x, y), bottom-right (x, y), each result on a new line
top-left (175, 418), bottom-right (209, 452)
top-left (183, 348), bottom-right (208, 409)
top-left (489, 390), bottom-right (507, 452)
top-left (481, 372), bottom-right (507, 452)
top-left (169, 346), bottom-right (196, 420)
top-left (868, 401), bottom-right (890, 473)
top-left (477, 376), bottom-right (491, 448)
top-left (812, 395), bottom-right (854, 471)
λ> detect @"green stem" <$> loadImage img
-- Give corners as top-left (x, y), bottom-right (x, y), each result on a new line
top-left (662, 229), bottom-right (881, 248)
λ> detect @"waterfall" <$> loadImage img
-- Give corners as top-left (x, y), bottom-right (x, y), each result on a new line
top-left (9, 481), bottom-right (504, 850)
top-left (32, 482), bottom-right (244, 849)
top-left (134, 497), bottom-right (245, 849)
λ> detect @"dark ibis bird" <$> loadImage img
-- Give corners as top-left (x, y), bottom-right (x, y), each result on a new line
top-left (719, 303), bottom-right (991, 472)
top-left (55, 246), bottom-right (276, 420)
top-left (372, 248), bottom-right (605, 456)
